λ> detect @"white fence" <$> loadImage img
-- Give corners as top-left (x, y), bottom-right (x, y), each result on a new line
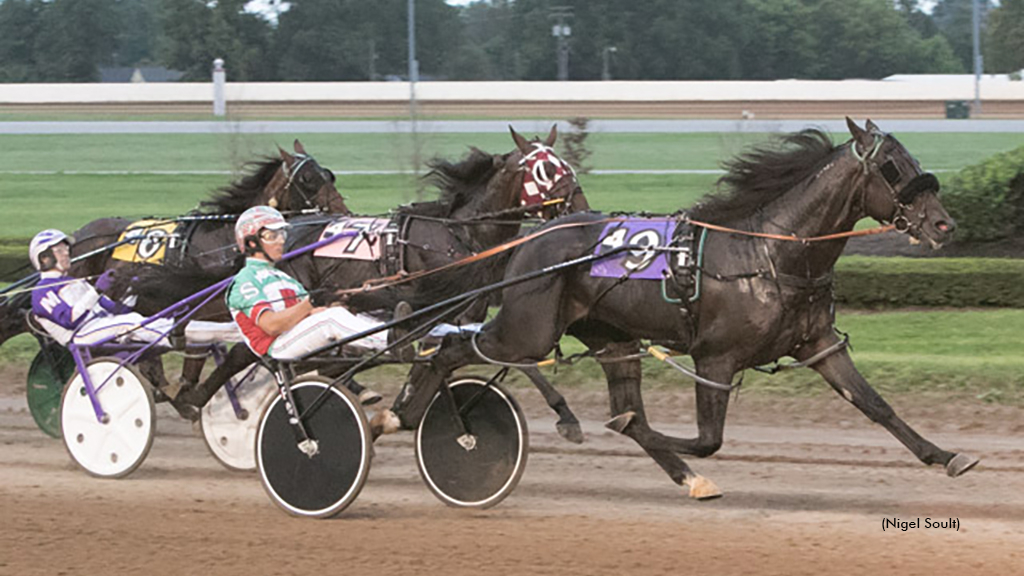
top-left (2, 79), bottom-right (1023, 104)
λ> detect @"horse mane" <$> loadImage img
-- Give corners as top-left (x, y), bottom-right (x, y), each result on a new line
top-left (403, 148), bottom-right (504, 217)
top-left (690, 129), bottom-right (839, 224)
top-left (199, 156), bottom-right (282, 215)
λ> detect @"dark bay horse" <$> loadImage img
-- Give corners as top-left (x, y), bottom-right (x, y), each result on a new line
top-left (0, 140), bottom-right (348, 351)
top-left (128, 127), bottom-right (591, 433)
top-left (390, 118), bottom-right (978, 499)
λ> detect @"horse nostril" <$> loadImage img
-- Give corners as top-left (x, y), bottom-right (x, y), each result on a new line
top-left (936, 220), bottom-right (955, 234)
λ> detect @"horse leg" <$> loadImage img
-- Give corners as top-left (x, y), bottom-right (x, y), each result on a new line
top-left (802, 336), bottom-right (979, 477)
top-left (583, 340), bottom-right (720, 500)
top-left (176, 343), bottom-right (257, 408)
top-left (517, 366), bottom-right (583, 444)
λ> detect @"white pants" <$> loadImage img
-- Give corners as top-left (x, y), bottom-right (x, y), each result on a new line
top-left (269, 307), bottom-right (388, 361)
top-left (71, 314), bottom-right (174, 347)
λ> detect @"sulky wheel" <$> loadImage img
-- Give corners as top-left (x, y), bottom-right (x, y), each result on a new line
top-left (416, 376), bottom-right (529, 509)
top-left (256, 376), bottom-right (371, 518)
top-left (60, 358), bottom-right (156, 478)
top-left (26, 343), bottom-right (76, 438)
top-left (201, 364), bottom-right (276, 472)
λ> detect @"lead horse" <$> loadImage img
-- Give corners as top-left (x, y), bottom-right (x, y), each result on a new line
top-left (390, 119), bottom-right (978, 499)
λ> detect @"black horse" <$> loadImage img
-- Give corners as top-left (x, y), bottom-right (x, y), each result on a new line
top-left (389, 118), bottom-right (978, 499)
top-left (0, 140), bottom-right (348, 348)
top-left (129, 127), bottom-right (591, 433)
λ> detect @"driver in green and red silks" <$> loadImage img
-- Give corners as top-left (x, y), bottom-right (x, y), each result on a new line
top-left (227, 206), bottom-right (413, 368)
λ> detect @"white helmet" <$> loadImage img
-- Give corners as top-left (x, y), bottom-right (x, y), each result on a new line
top-left (29, 229), bottom-right (71, 271)
top-left (235, 206), bottom-right (288, 252)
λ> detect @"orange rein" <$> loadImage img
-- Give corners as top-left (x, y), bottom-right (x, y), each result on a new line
top-left (334, 216), bottom-right (896, 297)
top-left (686, 220), bottom-right (896, 243)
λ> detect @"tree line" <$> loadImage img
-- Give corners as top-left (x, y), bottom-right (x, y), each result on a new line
top-left (0, 0), bottom-right (1021, 83)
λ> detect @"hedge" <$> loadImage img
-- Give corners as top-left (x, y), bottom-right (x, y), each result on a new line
top-left (834, 256), bottom-right (1024, 308)
top-left (940, 145), bottom-right (1024, 242)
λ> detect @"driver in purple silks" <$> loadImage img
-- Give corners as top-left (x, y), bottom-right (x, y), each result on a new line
top-left (28, 229), bottom-right (199, 420)
top-left (28, 229), bottom-right (172, 347)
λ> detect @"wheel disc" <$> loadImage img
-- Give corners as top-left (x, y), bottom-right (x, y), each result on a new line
top-left (256, 378), bottom-right (371, 518)
top-left (416, 376), bottom-right (528, 509)
top-left (201, 364), bottom-right (276, 472)
top-left (60, 359), bottom-right (155, 478)
top-left (26, 344), bottom-right (75, 438)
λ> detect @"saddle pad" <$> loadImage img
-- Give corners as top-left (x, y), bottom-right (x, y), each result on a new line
top-left (590, 219), bottom-right (677, 280)
top-left (314, 217), bottom-right (391, 261)
top-left (112, 219), bottom-right (182, 265)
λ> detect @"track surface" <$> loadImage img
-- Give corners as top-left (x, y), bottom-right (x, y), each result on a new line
top-left (2, 383), bottom-right (1021, 576)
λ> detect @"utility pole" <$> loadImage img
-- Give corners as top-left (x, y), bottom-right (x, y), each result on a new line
top-left (549, 6), bottom-right (572, 81)
top-left (972, 0), bottom-right (982, 116)
top-left (602, 46), bottom-right (617, 81)
top-left (408, 0), bottom-right (422, 198)
top-left (369, 38), bottom-right (378, 81)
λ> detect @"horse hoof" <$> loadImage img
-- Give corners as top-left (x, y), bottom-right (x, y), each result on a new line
top-left (946, 453), bottom-right (980, 477)
top-left (604, 411), bottom-right (636, 435)
top-left (556, 422), bottom-right (584, 444)
top-left (369, 409), bottom-right (401, 440)
top-left (684, 475), bottom-right (723, 500)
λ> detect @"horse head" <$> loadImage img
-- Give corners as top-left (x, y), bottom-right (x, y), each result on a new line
top-left (506, 124), bottom-right (589, 220)
top-left (847, 118), bottom-right (955, 248)
top-left (269, 140), bottom-right (351, 215)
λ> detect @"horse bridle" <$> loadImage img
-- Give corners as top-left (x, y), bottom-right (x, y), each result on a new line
top-left (281, 154), bottom-right (337, 211)
top-left (852, 132), bottom-right (939, 235)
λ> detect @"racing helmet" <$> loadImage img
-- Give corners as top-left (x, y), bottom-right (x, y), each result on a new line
top-left (235, 206), bottom-right (288, 253)
top-left (29, 229), bottom-right (71, 271)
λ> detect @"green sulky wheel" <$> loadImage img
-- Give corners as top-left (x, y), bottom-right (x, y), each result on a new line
top-left (26, 344), bottom-right (76, 438)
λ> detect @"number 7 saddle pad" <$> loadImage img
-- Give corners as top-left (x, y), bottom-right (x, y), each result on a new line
top-left (314, 217), bottom-right (395, 261)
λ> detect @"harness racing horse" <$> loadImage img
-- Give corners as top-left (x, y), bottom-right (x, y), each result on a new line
top-left (0, 141), bottom-right (348, 402)
top-left (0, 140), bottom-right (348, 349)
top-left (129, 127), bottom-right (592, 440)
top-left (390, 118), bottom-right (978, 499)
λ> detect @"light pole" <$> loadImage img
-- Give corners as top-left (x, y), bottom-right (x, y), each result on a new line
top-left (550, 6), bottom-right (572, 81)
top-left (602, 46), bottom-right (617, 81)
top-left (408, 0), bottom-right (422, 197)
top-left (972, 0), bottom-right (982, 116)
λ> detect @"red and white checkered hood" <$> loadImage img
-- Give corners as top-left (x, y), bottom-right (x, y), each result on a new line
top-left (519, 144), bottom-right (575, 208)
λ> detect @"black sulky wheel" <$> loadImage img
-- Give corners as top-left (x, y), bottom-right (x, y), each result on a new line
top-left (256, 376), bottom-right (371, 518)
top-left (26, 343), bottom-right (76, 438)
top-left (416, 375), bottom-right (529, 509)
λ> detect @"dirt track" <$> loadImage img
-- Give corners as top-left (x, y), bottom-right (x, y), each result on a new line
top-left (2, 381), bottom-right (1022, 576)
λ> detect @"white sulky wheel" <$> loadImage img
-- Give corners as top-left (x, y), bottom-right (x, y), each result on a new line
top-left (256, 377), bottom-right (372, 518)
top-left (200, 364), bottom-right (277, 472)
top-left (416, 376), bottom-right (529, 509)
top-left (60, 358), bottom-right (155, 479)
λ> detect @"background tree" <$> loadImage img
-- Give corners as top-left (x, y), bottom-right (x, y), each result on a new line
top-left (984, 0), bottom-right (1024, 73)
top-left (0, 0), bottom-right (42, 82)
top-left (932, 0), bottom-right (992, 72)
top-left (159, 0), bottom-right (274, 80)
top-left (33, 0), bottom-right (119, 82)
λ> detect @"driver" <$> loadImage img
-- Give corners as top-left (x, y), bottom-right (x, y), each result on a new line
top-left (226, 206), bottom-right (413, 362)
top-left (29, 229), bottom-right (172, 347)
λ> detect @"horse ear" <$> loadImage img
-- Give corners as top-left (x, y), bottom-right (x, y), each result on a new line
top-left (509, 126), bottom-right (531, 154)
top-left (278, 145), bottom-right (294, 164)
top-left (846, 117), bottom-right (872, 149)
top-left (544, 123), bottom-right (558, 147)
top-left (865, 119), bottom-right (881, 134)
top-left (293, 139), bottom-right (307, 155)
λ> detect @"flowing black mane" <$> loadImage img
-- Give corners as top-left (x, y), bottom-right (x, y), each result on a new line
top-left (200, 157), bottom-right (282, 215)
top-left (405, 148), bottom-right (505, 217)
top-left (690, 129), bottom-right (839, 224)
